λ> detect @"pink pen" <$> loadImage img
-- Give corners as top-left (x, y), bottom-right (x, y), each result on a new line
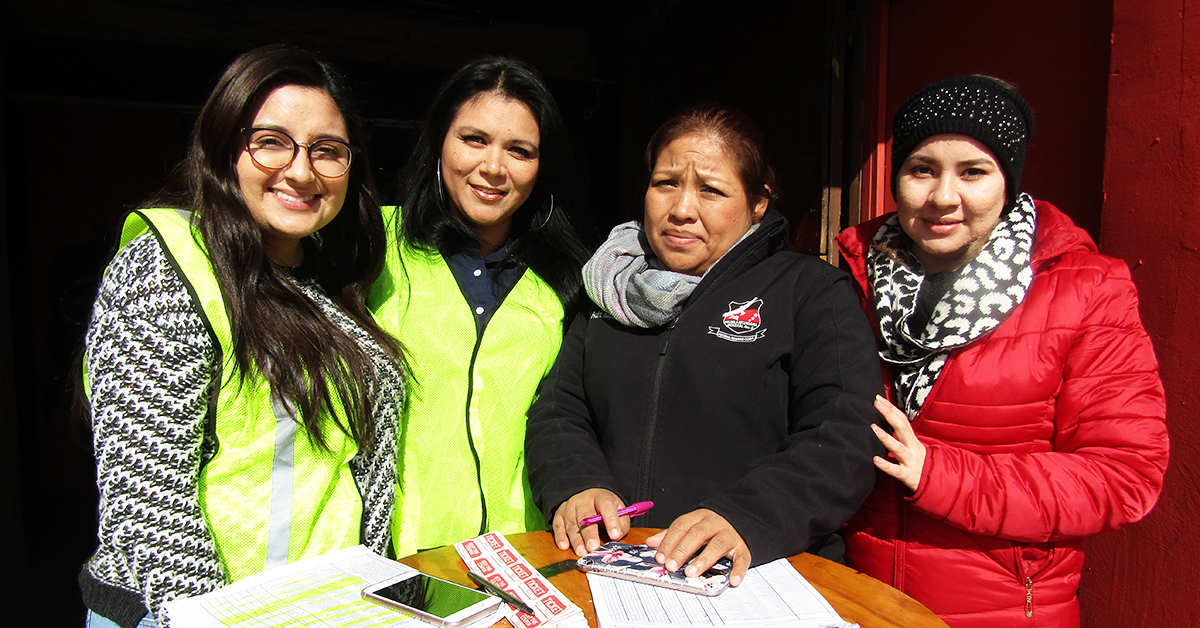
top-left (579, 501), bottom-right (654, 527)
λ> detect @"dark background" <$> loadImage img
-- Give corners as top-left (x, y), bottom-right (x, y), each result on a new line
top-left (1, 1), bottom-right (856, 625)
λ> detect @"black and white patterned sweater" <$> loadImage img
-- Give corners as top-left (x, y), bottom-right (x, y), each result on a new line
top-left (79, 233), bottom-right (404, 627)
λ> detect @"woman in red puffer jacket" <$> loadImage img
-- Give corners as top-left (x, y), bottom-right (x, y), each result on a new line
top-left (836, 75), bottom-right (1169, 628)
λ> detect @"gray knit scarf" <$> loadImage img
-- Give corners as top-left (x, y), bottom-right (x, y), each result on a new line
top-left (868, 193), bottom-right (1037, 415)
top-left (584, 221), bottom-right (759, 328)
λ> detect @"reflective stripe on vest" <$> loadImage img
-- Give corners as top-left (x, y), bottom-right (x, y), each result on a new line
top-left (267, 394), bottom-right (298, 570)
top-left (117, 209), bottom-right (364, 581)
top-left (369, 206), bottom-right (562, 555)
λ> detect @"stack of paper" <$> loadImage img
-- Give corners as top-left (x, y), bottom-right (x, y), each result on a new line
top-left (163, 545), bottom-right (445, 628)
top-left (455, 531), bottom-right (588, 628)
top-left (588, 558), bottom-right (858, 628)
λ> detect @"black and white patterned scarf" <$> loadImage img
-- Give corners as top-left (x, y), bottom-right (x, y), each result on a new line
top-left (868, 193), bottom-right (1037, 415)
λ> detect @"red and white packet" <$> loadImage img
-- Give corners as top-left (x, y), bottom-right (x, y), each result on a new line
top-left (454, 532), bottom-right (587, 628)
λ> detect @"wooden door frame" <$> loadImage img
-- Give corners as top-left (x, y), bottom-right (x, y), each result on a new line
top-left (823, 0), bottom-right (890, 265)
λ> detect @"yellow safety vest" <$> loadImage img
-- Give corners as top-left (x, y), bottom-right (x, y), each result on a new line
top-left (115, 208), bottom-right (367, 581)
top-left (370, 206), bottom-right (562, 555)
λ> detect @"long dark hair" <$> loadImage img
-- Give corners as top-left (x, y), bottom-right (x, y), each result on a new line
top-left (153, 44), bottom-right (400, 452)
top-left (396, 56), bottom-right (591, 315)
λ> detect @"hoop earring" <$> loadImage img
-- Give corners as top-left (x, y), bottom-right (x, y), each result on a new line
top-left (532, 193), bottom-right (555, 231)
top-left (435, 158), bottom-right (445, 208)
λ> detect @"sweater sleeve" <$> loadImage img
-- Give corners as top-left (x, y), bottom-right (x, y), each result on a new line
top-left (525, 310), bottom-right (625, 523)
top-left (83, 234), bottom-right (226, 625)
top-left (910, 257), bottom-right (1169, 542)
top-left (700, 266), bottom-right (887, 563)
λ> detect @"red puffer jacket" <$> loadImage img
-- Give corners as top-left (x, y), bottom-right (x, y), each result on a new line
top-left (835, 201), bottom-right (1168, 628)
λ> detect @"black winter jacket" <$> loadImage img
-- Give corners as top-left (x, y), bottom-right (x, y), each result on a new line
top-left (525, 212), bottom-right (885, 564)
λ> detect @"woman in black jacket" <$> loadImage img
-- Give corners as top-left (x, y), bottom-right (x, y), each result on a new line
top-left (525, 105), bottom-right (884, 585)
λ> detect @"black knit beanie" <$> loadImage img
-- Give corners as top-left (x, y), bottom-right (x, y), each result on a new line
top-left (890, 75), bottom-right (1034, 205)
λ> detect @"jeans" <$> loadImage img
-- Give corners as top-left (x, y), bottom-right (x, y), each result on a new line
top-left (85, 610), bottom-right (156, 628)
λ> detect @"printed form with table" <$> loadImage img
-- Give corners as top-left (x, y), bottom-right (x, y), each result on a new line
top-left (164, 532), bottom-right (857, 628)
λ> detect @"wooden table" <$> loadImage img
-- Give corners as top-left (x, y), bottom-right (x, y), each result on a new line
top-left (399, 529), bottom-right (947, 628)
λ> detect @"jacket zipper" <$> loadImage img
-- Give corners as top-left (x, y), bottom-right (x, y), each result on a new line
top-left (629, 218), bottom-right (779, 502)
top-left (891, 405), bottom-right (921, 594)
top-left (635, 319), bottom-right (677, 502)
top-left (1015, 544), bottom-right (1051, 620)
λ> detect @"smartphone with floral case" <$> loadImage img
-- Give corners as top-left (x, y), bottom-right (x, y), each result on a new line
top-left (577, 541), bottom-right (731, 596)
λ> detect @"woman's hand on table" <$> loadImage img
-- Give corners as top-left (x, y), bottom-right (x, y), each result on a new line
top-left (552, 488), bottom-right (630, 555)
top-left (645, 509), bottom-right (751, 587)
top-left (871, 395), bottom-right (927, 493)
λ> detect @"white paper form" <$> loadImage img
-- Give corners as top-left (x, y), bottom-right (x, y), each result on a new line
top-left (588, 559), bottom-right (857, 628)
top-left (164, 545), bottom-right (459, 628)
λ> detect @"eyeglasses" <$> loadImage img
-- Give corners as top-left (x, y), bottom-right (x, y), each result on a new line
top-left (240, 127), bottom-right (357, 178)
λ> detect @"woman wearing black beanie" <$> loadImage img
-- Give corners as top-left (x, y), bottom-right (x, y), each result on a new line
top-left (835, 75), bottom-right (1169, 628)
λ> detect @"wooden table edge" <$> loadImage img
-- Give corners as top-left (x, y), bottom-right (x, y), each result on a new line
top-left (397, 529), bottom-right (947, 628)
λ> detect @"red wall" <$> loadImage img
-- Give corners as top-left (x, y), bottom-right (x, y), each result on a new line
top-left (1086, 0), bottom-right (1200, 624)
top-left (883, 0), bottom-right (1111, 238)
top-left (879, 0), bottom-right (1197, 624)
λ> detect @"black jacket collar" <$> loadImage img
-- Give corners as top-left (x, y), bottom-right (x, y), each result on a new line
top-left (688, 209), bottom-right (789, 306)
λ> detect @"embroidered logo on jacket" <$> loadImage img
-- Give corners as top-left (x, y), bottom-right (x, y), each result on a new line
top-left (709, 297), bottom-right (767, 342)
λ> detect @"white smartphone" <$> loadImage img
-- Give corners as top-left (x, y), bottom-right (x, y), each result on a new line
top-left (362, 571), bottom-right (503, 627)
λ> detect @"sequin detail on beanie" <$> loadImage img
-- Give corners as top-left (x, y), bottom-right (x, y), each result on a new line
top-left (891, 75), bottom-right (1034, 205)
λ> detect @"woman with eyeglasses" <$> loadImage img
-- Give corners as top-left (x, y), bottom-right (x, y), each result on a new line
top-left (369, 57), bottom-right (591, 555)
top-left (78, 45), bottom-right (404, 628)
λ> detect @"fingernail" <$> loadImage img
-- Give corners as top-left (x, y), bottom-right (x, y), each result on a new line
top-left (610, 528), bottom-right (620, 538)
top-left (731, 575), bottom-right (742, 586)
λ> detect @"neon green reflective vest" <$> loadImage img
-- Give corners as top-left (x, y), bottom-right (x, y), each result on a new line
top-left (114, 208), bottom-right (367, 582)
top-left (370, 206), bottom-right (562, 555)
